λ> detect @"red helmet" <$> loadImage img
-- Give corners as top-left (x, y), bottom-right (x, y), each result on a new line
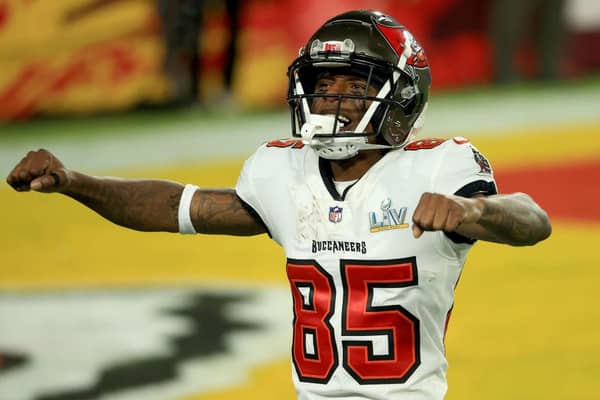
top-left (287, 10), bottom-right (431, 159)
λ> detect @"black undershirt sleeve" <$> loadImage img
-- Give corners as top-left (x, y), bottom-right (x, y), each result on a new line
top-left (444, 180), bottom-right (498, 244)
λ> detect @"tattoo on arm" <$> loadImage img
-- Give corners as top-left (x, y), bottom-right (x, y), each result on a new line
top-left (61, 173), bottom-right (265, 236)
top-left (64, 174), bottom-right (183, 232)
top-left (192, 189), bottom-right (266, 236)
top-left (476, 193), bottom-right (552, 246)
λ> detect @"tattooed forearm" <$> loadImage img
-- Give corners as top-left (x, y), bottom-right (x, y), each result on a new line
top-left (57, 173), bottom-right (264, 235)
top-left (191, 189), bottom-right (266, 235)
top-left (476, 193), bottom-right (552, 246)
top-left (64, 172), bottom-right (183, 232)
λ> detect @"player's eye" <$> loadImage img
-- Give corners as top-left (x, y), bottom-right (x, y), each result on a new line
top-left (315, 80), bottom-right (332, 93)
top-left (350, 82), bottom-right (367, 94)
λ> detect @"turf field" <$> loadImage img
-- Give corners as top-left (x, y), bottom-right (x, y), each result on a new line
top-left (1, 80), bottom-right (599, 399)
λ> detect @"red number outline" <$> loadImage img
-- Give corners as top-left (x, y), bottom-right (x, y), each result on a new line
top-left (287, 257), bottom-right (421, 385)
top-left (341, 258), bottom-right (420, 384)
top-left (266, 139), bottom-right (305, 149)
top-left (404, 138), bottom-right (446, 151)
top-left (287, 259), bottom-right (338, 383)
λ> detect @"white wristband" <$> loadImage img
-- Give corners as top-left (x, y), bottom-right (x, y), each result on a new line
top-left (178, 184), bottom-right (199, 234)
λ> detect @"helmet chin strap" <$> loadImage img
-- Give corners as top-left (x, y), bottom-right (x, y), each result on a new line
top-left (314, 138), bottom-right (392, 160)
top-left (300, 114), bottom-right (391, 160)
top-left (298, 107), bottom-right (428, 160)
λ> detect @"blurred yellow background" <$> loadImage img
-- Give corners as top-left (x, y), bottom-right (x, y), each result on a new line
top-left (2, 119), bottom-right (599, 399)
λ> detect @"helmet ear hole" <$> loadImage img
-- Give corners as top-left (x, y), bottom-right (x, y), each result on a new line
top-left (381, 107), bottom-right (410, 146)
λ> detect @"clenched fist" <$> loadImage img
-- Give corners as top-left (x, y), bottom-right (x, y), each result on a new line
top-left (412, 192), bottom-right (484, 238)
top-left (6, 149), bottom-right (70, 193)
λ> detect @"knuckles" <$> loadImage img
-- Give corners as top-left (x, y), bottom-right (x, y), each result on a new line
top-left (413, 192), bottom-right (468, 232)
top-left (7, 149), bottom-right (63, 190)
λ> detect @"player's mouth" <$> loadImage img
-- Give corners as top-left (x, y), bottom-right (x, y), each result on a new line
top-left (337, 115), bottom-right (353, 131)
top-left (314, 110), bottom-right (357, 132)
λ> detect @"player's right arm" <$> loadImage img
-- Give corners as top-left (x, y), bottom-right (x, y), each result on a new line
top-left (6, 149), bottom-right (266, 236)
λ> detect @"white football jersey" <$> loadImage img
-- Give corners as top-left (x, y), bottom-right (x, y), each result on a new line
top-left (235, 137), bottom-right (497, 400)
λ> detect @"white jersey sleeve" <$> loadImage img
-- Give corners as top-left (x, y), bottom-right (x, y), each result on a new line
top-left (235, 140), bottom-right (305, 244)
top-left (412, 137), bottom-right (497, 244)
top-left (430, 137), bottom-right (497, 197)
top-left (235, 143), bottom-right (274, 237)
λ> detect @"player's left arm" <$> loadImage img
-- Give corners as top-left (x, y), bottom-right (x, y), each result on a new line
top-left (412, 192), bottom-right (552, 246)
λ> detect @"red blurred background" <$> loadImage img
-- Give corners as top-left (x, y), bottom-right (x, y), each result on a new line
top-left (0, 0), bottom-right (599, 120)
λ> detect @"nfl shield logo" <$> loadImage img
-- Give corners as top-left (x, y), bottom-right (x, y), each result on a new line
top-left (329, 206), bottom-right (343, 223)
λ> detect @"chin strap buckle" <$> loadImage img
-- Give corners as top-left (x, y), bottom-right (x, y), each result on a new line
top-left (300, 114), bottom-right (339, 142)
top-left (299, 113), bottom-right (398, 160)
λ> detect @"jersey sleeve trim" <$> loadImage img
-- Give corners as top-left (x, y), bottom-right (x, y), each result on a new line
top-left (454, 179), bottom-right (498, 198)
top-left (444, 180), bottom-right (499, 244)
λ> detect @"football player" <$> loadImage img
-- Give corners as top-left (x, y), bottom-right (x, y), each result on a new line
top-left (7, 10), bottom-right (551, 400)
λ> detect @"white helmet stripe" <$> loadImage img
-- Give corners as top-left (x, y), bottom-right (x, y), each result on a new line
top-left (353, 80), bottom-right (391, 133)
top-left (354, 33), bottom-right (413, 134)
top-left (397, 33), bottom-right (412, 71)
top-left (294, 70), bottom-right (312, 123)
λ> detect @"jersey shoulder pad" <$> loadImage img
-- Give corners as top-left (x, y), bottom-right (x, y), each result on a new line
top-left (440, 137), bottom-right (494, 176)
top-left (450, 136), bottom-right (470, 145)
top-left (244, 139), bottom-right (305, 181)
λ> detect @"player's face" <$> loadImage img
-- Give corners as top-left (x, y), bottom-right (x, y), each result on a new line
top-left (311, 73), bottom-right (378, 133)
